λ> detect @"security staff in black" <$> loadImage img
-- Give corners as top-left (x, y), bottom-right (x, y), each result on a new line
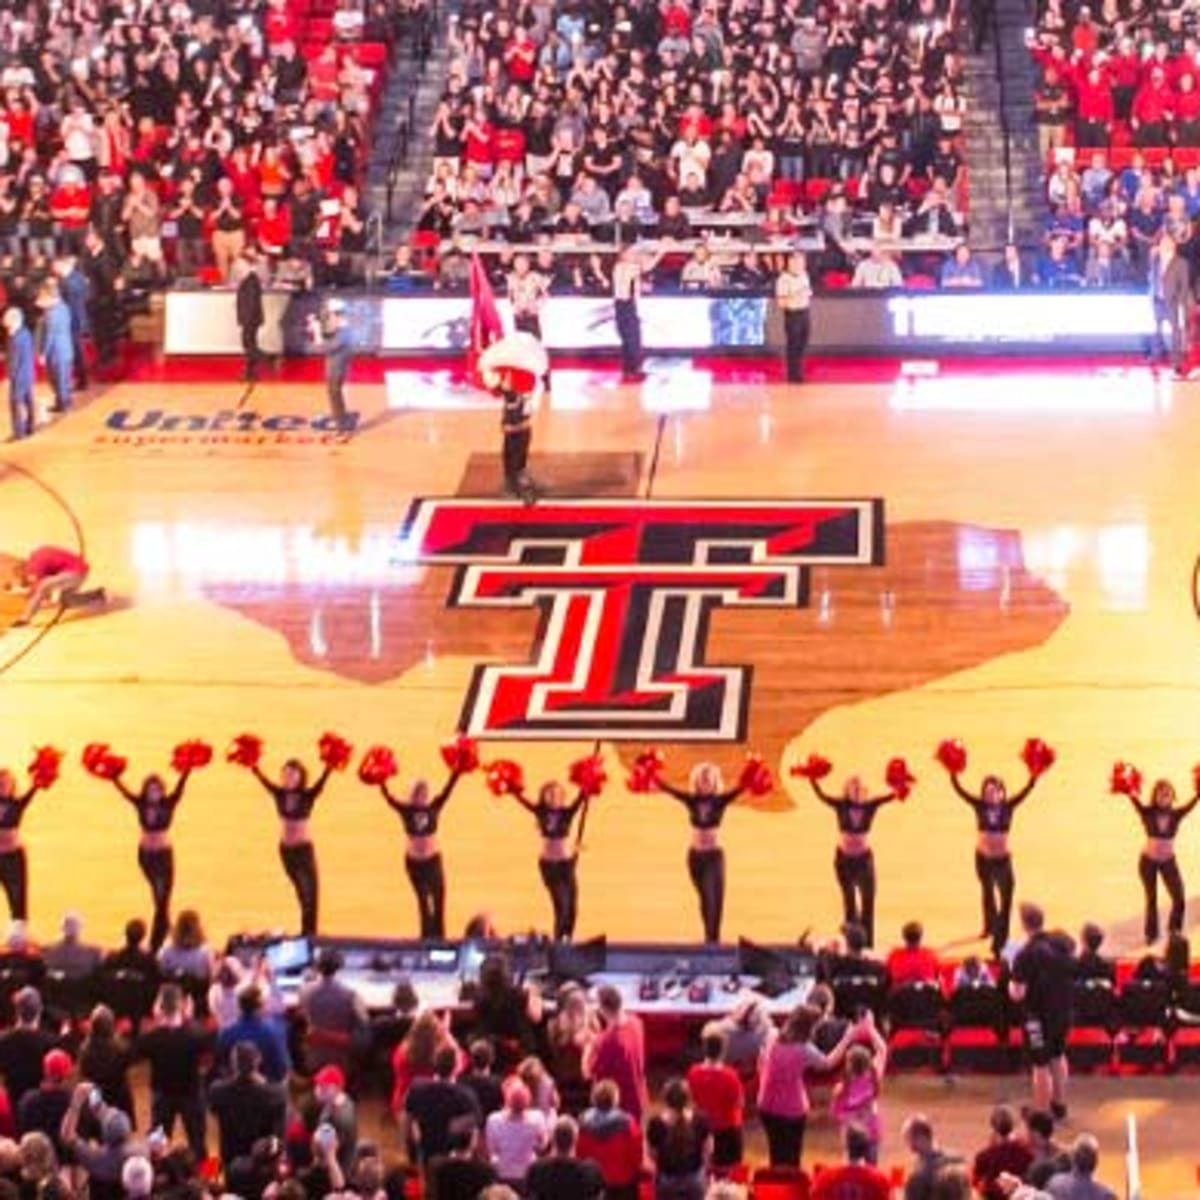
top-left (307, 301), bottom-right (353, 431)
top-left (513, 781), bottom-right (589, 941)
top-left (804, 774), bottom-right (900, 947)
top-left (374, 769), bottom-right (465, 939)
top-left (1124, 778), bottom-right (1200, 944)
top-left (235, 250), bottom-right (265, 382)
top-left (776, 251), bottom-right (813, 384)
top-left (501, 387), bottom-right (535, 502)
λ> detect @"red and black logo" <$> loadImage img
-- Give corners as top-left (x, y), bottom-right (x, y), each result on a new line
top-left (402, 499), bottom-right (884, 740)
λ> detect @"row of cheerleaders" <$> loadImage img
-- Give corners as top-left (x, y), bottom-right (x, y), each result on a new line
top-left (0, 736), bottom-right (1193, 953)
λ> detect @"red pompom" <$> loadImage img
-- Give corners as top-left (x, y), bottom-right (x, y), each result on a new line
top-left (81, 743), bottom-right (126, 781)
top-left (1111, 761), bottom-right (1143, 797)
top-left (171, 741), bottom-right (213, 773)
top-left (627, 749), bottom-right (666, 793)
top-left (318, 732), bottom-right (353, 771)
top-left (739, 754), bottom-right (774, 797)
top-left (227, 734), bottom-right (263, 769)
top-left (1193, 763), bottom-right (1200, 796)
top-left (440, 735), bottom-right (480, 775)
top-left (358, 745), bottom-right (398, 786)
top-left (28, 746), bottom-right (62, 790)
top-left (789, 753), bottom-right (833, 781)
top-left (1021, 738), bottom-right (1056, 778)
top-left (935, 739), bottom-right (968, 775)
top-left (486, 759), bottom-right (525, 797)
top-left (885, 757), bottom-right (916, 800)
top-left (568, 754), bottom-right (607, 797)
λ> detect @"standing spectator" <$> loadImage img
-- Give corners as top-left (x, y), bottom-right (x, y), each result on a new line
top-left (235, 248), bottom-right (266, 383)
top-left (121, 173), bottom-right (162, 271)
top-left (170, 179), bottom-right (207, 280)
top-left (1025, 1110), bottom-right (1070, 1190)
top-left (35, 283), bottom-right (73, 414)
top-left (1033, 67), bottom-right (1072, 160)
top-left (306, 299), bottom-right (355, 433)
top-left (526, 1116), bottom-right (604, 1200)
top-left (485, 1079), bottom-right (548, 1190)
top-left (215, 987), bottom-right (290, 1084)
top-left (211, 178), bottom-right (247, 281)
top-left (902, 1115), bottom-right (959, 1200)
top-left (133, 983), bottom-right (211, 1162)
top-left (546, 989), bottom-right (590, 1117)
top-left (5, 307), bottom-right (34, 440)
top-left (583, 987), bottom-right (648, 1123)
top-left (392, 1012), bottom-right (462, 1116)
top-left (44, 914), bottom-right (101, 980)
top-left (1010, 904), bottom-right (1075, 1119)
top-left (830, 1014), bottom-right (887, 1164)
top-left (158, 911), bottom-right (212, 984)
top-left (54, 257), bottom-right (89, 390)
top-left (707, 1000), bottom-right (772, 1073)
top-left (776, 251), bottom-right (812, 384)
top-left (459, 1040), bottom-right (504, 1122)
top-left (577, 1079), bottom-right (642, 1200)
top-left (645, 1079), bottom-right (710, 1200)
top-left (61, 1081), bottom-right (135, 1200)
top-left (1045, 1135), bottom-right (1116, 1200)
top-left (812, 1125), bottom-right (891, 1200)
top-left (1149, 234), bottom-right (1191, 376)
top-left (208, 1042), bottom-right (287, 1166)
top-left (428, 1128), bottom-right (497, 1200)
top-left (0, 989), bottom-right (57, 1110)
top-left (309, 1065), bottom-right (357, 1172)
top-left (686, 1032), bottom-right (744, 1171)
top-left (16, 1049), bottom-right (72, 1154)
top-left (403, 1047), bottom-right (479, 1170)
top-left (78, 1005), bottom-right (133, 1120)
top-left (971, 1105), bottom-right (1033, 1200)
top-left (298, 948), bottom-right (368, 1076)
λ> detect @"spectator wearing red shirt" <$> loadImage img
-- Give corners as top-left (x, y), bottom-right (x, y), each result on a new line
top-left (1070, 7), bottom-right (1099, 57)
top-left (49, 166), bottom-right (91, 248)
top-left (1109, 39), bottom-right (1142, 120)
top-left (1074, 65), bottom-right (1114, 147)
top-left (1132, 67), bottom-right (1172, 145)
top-left (661, 1), bottom-right (691, 38)
top-left (1175, 72), bottom-right (1200, 144)
top-left (504, 28), bottom-right (537, 84)
top-left (576, 1080), bottom-right (642, 1200)
top-left (257, 197), bottom-right (293, 258)
top-left (971, 1105), bottom-right (1035, 1200)
top-left (583, 987), bottom-right (648, 1122)
top-left (685, 1031), bottom-right (744, 1169)
top-left (885, 921), bottom-right (941, 988)
top-left (811, 1125), bottom-right (891, 1200)
top-left (462, 106), bottom-right (495, 178)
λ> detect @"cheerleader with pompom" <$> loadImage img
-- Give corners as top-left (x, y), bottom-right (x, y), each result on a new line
top-left (791, 754), bottom-right (915, 947)
top-left (229, 732), bottom-right (352, 936)
top-left (0, 747), bottom-right (61, 920)
top-left (358, 736), bottom-right (479, 939)
top-left (83, 740), bottom-right (212, 951)
top-left (629, 752), bottom-right (772, 944)
top-left (488, 754), bottom-right (606, 941)
top-left (935, 738), bottom-right (1054, 957)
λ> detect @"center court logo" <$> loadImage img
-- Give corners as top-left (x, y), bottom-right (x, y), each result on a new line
top-left (95, 408), bottom-right (359, 446)
top-left (403, 497), bottom-right (884, 740)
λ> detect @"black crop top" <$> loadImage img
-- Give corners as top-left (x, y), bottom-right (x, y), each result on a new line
top-left (952, 776), bottom-right (1035, 833)
top-left (1130, 794), bottom-right (1200, 839)
top-left (810, 781), bottom-right (894, 833)
top-left (115, 776), bottom-right (188, 833)
top-left (254, 765), bottom-right (332, 820)
top-left (0, 788), bottom-right (36, 831)
top-left (660, 782), bottom-right (743, 830)
top-left (382, 772), bottom-right (461, 837)
top-left (516, 791), bottom-right (587, 839)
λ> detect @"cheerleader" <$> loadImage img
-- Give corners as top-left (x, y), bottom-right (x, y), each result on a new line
top-left (359, 737), bottom-right (478, 940)
top-left (629, 752), bottom-right (772, 944)
top-left (0, 748), bottom-right (60, 921)
top-left (1112, 763), bottom-right (1199, 944)
top-left (230, 733), bottom-right (352, 936)
top-left (791, 754), bottom-right (914, 948)
top-left (937, 738), bottom-right (1055, 957)
top-left (83, 741), bottom-right (211, 952)
top-left (488, 756), bottom-right (605, 941)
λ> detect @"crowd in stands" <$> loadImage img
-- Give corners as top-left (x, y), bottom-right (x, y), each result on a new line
top-left (409, 0), bottom-right (976, 294)
top-left (0, 898), bottom-right (1173, 1200)
top-left (0, 0), bottom-right (428, 309)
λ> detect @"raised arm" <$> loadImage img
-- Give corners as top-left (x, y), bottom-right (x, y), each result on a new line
top-left (806, 777), bottom-right (839, 807)
top-left (250, 765), bottom-right (281, 798)
top-left (949, 774), bottom-right (981, 806)
top-left (430, 770), bottom-right (463, 812)
top-left (509, 786), bottom-right (540, 817)
top-left (657, 779), bottom-right (695, 806)
top-left (1178, 793), bottom-right (1200, 822)
top-left (167, 769), bottom-right (191, 805)
top-left (1008, 775), bottom-right (1039, 809)
top-left (305, 763), bottom-right (334, 803)
top-left (378, 782), bottom-right (404, 813)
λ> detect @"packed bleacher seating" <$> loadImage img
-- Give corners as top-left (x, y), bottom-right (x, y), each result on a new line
top-left (0, 903), bottom-right (1185, 1199)
top-left (411, 0), bottom-right (974, 294)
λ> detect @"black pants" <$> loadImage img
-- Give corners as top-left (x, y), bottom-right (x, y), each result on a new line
top-left (976, 851), bottom-right (1015, 956)
top-left (71, 329), bottom-right (88, 388)
top-left (241, 323), bottom-right (262, 380)
top-left (326, 370), bottom-right (348, 429)
top-left (783, 309), bottom-right (810, 383)
top-left (503, 428), bottom-right (531, 492)
top-left (615, 298), bottom-right (642, 377)
top-left (539, 856), bottom-right (578, 941)
top-left (0, 848), bottom-right (27, 921)
top-left (1139, 853), bottom-right (1186, 943)
top-left (405, 853), bottom-right (445, 939)
top-left (138, 845), bottom-right (174, 953)
top-left (152, 1089), bottom-right (206, 1160)
top-left (834, 849), bottom-right (875, 946)
top-left (279, 841), bottom-right (319, 935)
top-left (513, 313), bottom-right (551, 390)
top-left (687, 847), bottom-right (725, 944)
top-left (712, 1127), bottom-right (744, 1168)
top-left (760, 1112), bottom-right (806, 1168)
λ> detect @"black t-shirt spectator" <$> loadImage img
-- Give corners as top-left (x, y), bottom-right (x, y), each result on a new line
top-left (17, 1085), bottom-right (70, 1153)
top-left (459, 1070), bottom-right (503, 1120)
top-left (1013, 932), bottom-right (1074, 1028)
top-left (526, 1156), bottom-right (605, 1200)
top-left (427, 1155), bottom-right (497, 1200)
top-left (134, 1024), bottom-right (212, 1097)
top-left (208, 1076), bottom-right (287, 1165)
top-left (0, 1028), bottom-right (56, 1108)
top-left (931, 149), bottom-right (962, 186)
top-left (646, 1111), bottom-right (710, 1176)
top-left (404, 1079), bottom-right (481, 1162)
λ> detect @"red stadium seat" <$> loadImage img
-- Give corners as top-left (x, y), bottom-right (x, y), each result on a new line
top-left (752, 1166), bottom-right (811, 1200)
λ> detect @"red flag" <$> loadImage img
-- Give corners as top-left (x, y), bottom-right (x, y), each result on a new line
top-left (468, 253), bottom-right (503, 385)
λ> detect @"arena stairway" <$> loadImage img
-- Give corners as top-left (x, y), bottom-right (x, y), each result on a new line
top-left (961, 0), bottom-right (1045, 249)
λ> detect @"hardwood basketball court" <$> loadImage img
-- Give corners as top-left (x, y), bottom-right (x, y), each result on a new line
top-left (0, 361), bottom-right (1195, 956)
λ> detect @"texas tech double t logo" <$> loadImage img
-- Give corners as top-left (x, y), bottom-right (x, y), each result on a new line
top-left (403, 499), bottom-right (884, 740)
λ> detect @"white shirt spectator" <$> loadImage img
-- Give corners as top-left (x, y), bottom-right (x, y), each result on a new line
top-left (670, 138), bottom-right (712, 186)
top-left (485, 1108), bottom-right (548, 1182)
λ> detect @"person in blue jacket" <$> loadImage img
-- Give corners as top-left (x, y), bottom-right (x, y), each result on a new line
top-left (35, 282), bottom-right (73, 413)
top-left (5, 307), bottom-right (35, 440)
top-left (55, 256), bottom-right (90, 389)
